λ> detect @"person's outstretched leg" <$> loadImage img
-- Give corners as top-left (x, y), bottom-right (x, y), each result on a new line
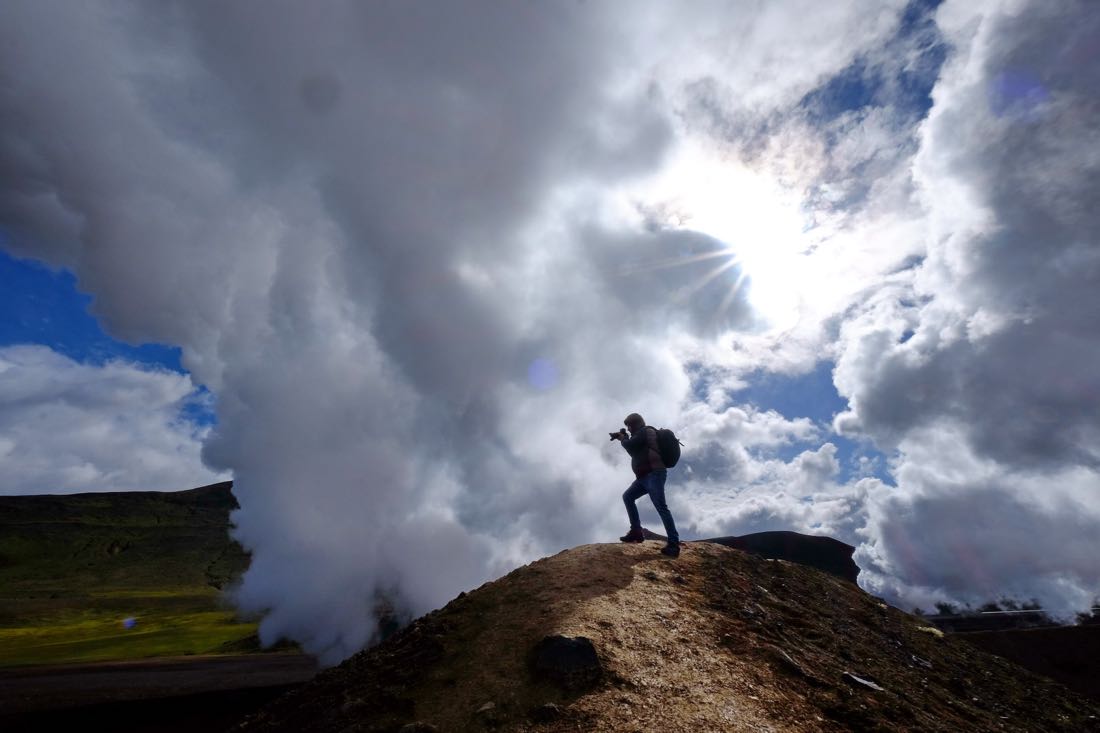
top-left (620, 480), bottom-right (647, 542)
top-left (645, 470), bottom-right (679, 556)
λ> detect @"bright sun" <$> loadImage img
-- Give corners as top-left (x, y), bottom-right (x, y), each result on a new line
top-left (625, 142), bottom-right (817, 332)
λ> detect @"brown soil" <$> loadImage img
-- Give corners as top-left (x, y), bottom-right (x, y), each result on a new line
top-left (238, 541), bottom-right (1100, 732)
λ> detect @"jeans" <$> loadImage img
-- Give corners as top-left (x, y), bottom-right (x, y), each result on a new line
top-left (623, 469), bottom-right (679, 544)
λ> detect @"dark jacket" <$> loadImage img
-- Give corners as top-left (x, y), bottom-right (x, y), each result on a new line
top-left (620, 425), bottom-right (665, 479)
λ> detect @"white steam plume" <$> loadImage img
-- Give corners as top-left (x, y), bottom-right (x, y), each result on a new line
top-left (3, 0), bottom-right (1098, 662)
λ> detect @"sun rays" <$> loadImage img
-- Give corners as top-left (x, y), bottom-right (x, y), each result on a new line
top-left (617, 141), bottom-right (813, 332)
top-left (615, 244), bottom-right (749, 329)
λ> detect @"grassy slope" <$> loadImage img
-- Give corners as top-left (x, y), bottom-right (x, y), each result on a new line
top-left (0, 482), bottom-right (262, 666)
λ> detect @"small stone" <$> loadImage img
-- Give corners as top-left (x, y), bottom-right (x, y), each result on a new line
top-left (474, 701), bottom-right (499, 728)
top-left (842, 671), bottom-right (886, 692)
top-left (911, 654), bottom-right (933, 669)
top-left (530, 703), bottom-right (562, 722)
top-left (340, 698), bottom-right (369, 714)
top-left (398, 724), bottom-right (439, 733)
top-left (771, 647), bottom-right (809, 678)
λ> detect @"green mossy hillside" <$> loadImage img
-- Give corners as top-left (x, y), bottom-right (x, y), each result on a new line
top-left (0, 482), bottom-right (274, 666)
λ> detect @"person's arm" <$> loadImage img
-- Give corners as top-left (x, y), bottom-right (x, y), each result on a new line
top-left (620, 428), bottom-right (647, 452)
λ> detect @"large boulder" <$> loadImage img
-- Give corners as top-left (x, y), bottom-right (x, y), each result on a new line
top-left (528, 635), bottom-right (603, 692)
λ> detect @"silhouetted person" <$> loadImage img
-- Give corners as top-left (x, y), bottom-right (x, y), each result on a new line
top-left (611, 412), bottom-right (680, 557)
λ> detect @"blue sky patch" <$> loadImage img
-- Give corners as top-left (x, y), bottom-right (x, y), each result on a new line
top-left (1, 249), bottom-right (185, 371)
top-left (179, 385), bottom-right (218, 428)
top-left (735, 361), bottom-right (893, 484)
top-left (736, 361), bottom-right (846, 424)
top-left (800, 0), bottom-right (946, 125)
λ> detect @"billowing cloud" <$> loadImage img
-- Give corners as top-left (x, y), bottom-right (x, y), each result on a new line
top-left (831, 0), bottom-right (1100, 612)
top-left (2, 0), bottom-right (1097, 663)
top-left (0, 345), bottom-right (221, 495)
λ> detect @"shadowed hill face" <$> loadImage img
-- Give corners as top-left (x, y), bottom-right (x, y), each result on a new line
top-left (0, 481), bottom-right (245, 594)
top-left (962, 626), bottom-right (1100, 705)
top-left (0, 481), bottom-right (238, 522)
top-left (238, 542), bottom-right (1100, 732)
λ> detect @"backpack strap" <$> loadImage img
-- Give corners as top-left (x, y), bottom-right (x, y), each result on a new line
top-left (645, 426), bottom-right (663, 469)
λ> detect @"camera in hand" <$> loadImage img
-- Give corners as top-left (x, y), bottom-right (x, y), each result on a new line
top-left (609, 428), bottom-right (627, 441)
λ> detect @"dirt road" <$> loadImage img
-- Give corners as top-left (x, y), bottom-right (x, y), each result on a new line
top-left (0, 654), bottom-right (317, 732)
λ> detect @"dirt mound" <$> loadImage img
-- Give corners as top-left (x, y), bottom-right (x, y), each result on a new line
top-left (238, 541), bottom-right (1100, 732)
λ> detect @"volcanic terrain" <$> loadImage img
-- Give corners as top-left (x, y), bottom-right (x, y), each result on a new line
top-left (239, 541), bottom-right (1100, 732)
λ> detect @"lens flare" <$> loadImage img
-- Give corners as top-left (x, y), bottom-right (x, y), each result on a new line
top-left (527, 358), bottom-right (559, 391)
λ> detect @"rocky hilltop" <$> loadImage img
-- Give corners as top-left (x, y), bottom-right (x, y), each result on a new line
top-left (238, 541), bottom-right (1100, 732)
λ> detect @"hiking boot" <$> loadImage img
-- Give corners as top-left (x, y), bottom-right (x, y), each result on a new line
top-left (660, 542), bottom-right (680, 558)
top-left (619, 527), bottom-right (645, 543)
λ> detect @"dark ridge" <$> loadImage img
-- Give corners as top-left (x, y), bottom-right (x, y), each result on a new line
top-left (0, 481), bottom-right (237, 527)
top-left (641, 528), bottom-right (860, 583)
top-left (961, 625), bottom-right (1100, 704)
top-left (706, 531), bottom-right (860, 584)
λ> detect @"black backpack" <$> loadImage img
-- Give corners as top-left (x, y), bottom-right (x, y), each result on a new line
top-left (652, 427), bottom-right (683, 468)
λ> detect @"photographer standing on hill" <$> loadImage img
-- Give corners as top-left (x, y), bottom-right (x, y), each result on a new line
top-left (611, 413), bottom-right (680, 558)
